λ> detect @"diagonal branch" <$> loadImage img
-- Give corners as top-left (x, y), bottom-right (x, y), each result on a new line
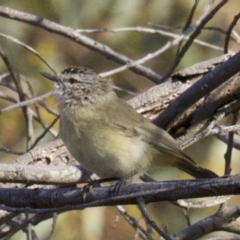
top-left (154, 52), bottom-right (240, 129)
top-left (0, 6), bottom-right (162, 83)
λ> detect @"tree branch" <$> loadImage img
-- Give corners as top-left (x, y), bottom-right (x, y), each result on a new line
top-left (0, 6), bottom-right (162, 83)
top-left (154, 52), bottom-right (240, 129)
top-left (0, 175), bottom-right (239, 213)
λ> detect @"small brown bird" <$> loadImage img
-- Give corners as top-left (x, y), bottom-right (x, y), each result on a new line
top-left (42, 67), bottom-right (217, 180)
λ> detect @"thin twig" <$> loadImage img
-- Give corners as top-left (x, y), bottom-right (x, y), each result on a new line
top-left (116, 205), bottom-right (148, 240)
top-left (28, 116), bottom-right (59, 150)
top-left (137, 196), bottom-right (172, 240)
top-left (0, 6), bottom-right (162, 83)
top-left (76, 26), bottom-right (225, 52)
top-left (224, 112), bottom-right (239, 175)
top-left (0, 32), bottom-right (55, 73)
top-left (224, 13), bottom-right (240, 53)
top-left (161, 0), bottom-right (228, 81)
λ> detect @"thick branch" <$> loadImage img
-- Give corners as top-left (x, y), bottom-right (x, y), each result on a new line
top-left (174, 204), bottom-right (240, 240)
top-left (0, 175), bottom-right (239, 213)
top-left (0, 164), bottom-right (88, 185)
top-left (154, 52), bottom-right (240, 129)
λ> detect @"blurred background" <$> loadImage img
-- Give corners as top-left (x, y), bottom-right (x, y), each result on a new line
top-left (0, 1), bottom-right (240, 239)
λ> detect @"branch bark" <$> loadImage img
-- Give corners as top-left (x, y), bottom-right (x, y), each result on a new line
top-left (154, 52), bottom-right (240, 129)
top-left (0, 175), bottom-right (239, 213)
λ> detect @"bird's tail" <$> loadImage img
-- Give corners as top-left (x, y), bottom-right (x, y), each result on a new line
top-left (175, 157), bottom-right (218, 178)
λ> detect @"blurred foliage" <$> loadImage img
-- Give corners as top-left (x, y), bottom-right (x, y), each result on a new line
top-left (0, 1), bottom-right (240, 239)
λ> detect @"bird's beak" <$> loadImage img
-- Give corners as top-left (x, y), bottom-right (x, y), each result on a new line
top-left (41, 72), bottom-right (58, 82)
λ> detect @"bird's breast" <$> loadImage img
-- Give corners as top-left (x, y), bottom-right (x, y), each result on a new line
top-left (60, 108), bottom-right (152, 178)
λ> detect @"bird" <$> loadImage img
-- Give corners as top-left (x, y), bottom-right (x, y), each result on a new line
top-left (41, 66), bottom-right (217, 180)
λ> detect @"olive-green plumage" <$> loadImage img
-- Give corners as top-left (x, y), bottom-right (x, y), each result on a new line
top-left (42, 67), bottom-right (217, 179)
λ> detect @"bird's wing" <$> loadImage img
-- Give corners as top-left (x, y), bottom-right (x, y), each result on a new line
top-left (101, 98), bottom-right (217, 178)
top-left (102, 98), bottom-right (192, 162)
top-left (136, 123), bottom-right (196, 163)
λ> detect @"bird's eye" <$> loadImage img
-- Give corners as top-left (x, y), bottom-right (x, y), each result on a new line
top-left (69, 78), bottom-right (76, 84)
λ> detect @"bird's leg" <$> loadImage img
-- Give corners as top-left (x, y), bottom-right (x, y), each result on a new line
top-left (83, 177), bottom-right (120, 193)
